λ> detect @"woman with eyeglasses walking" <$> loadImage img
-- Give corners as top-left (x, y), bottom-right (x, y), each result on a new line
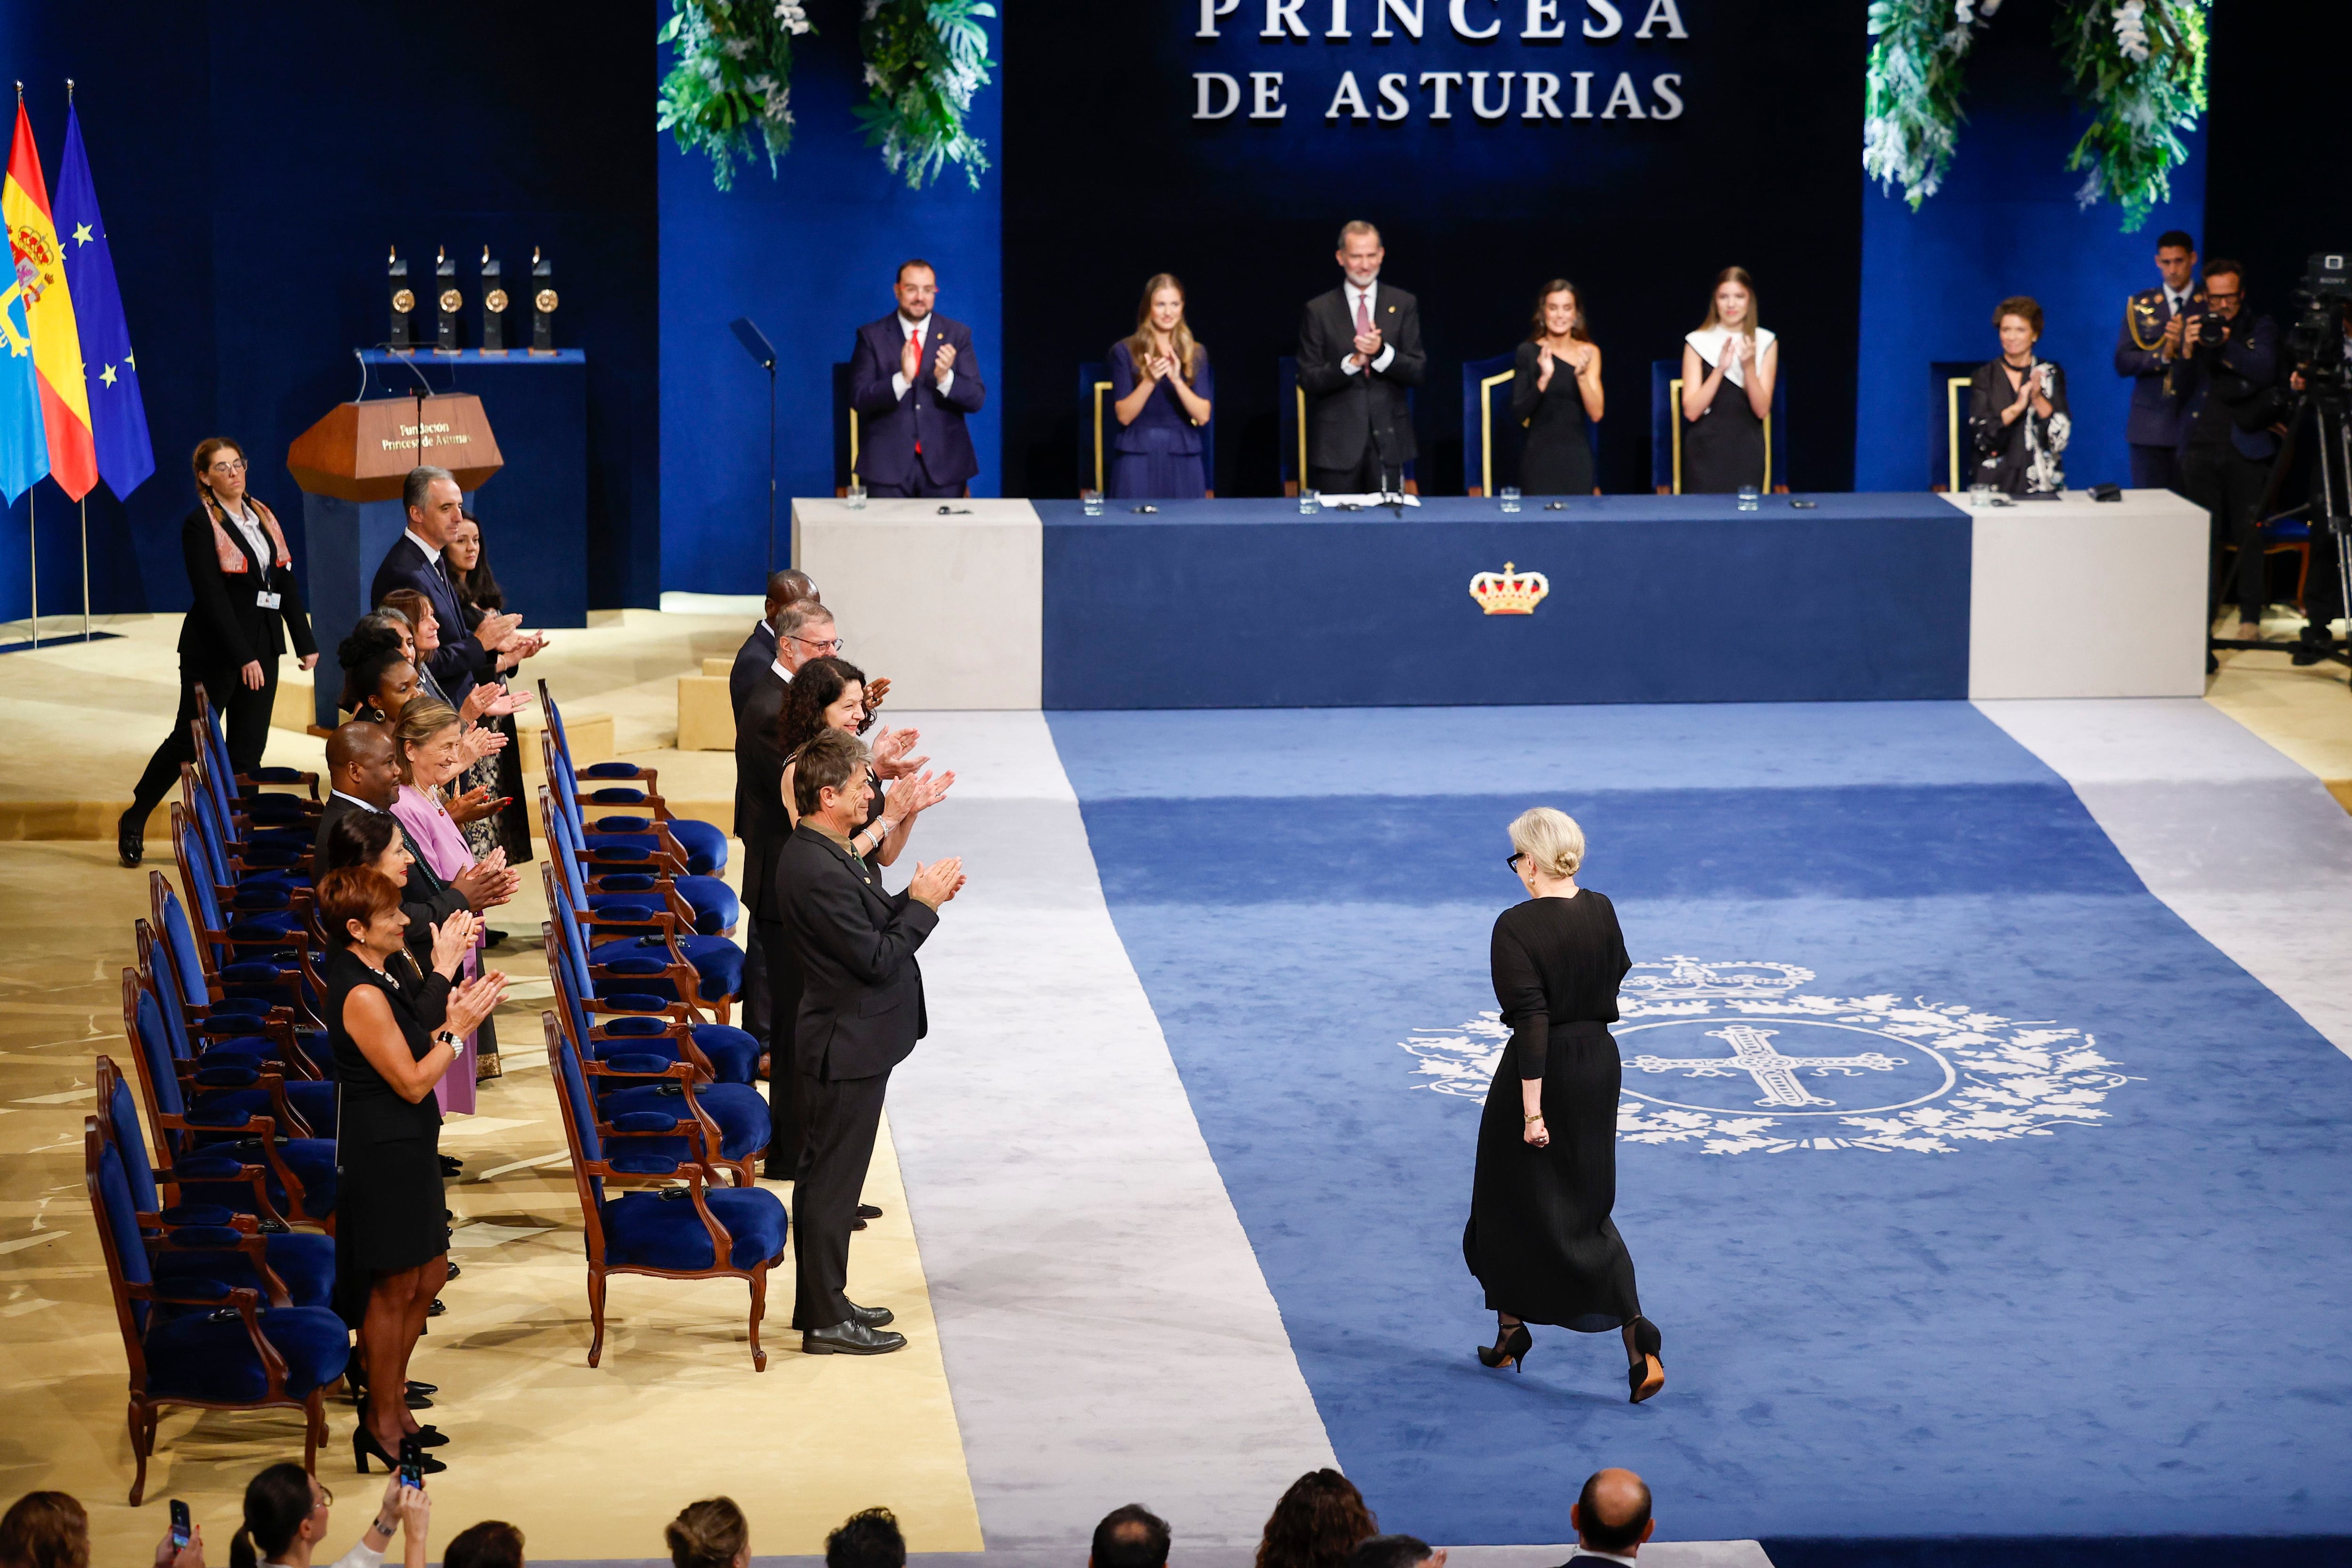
top-left (1464, 807), bottom-right (1664, 1402)
top-left (119, 438), bottom-right (318, 867)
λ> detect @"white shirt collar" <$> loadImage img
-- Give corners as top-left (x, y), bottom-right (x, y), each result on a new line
top-left (403, 527), bottom-right (443, 566)
top-left (1569, 1552), bottom-right (1640, 1568)
top-left (331, 789), bottom-right (386, 813)
top-left (897, 312), bottom-right (932, 340)
top-left (1346, 278), bottom-right (1378, 306)
top-left (772, 657), bottom-right (794, 683)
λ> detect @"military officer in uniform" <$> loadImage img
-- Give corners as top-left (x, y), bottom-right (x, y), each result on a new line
top-left (2113, 230), bottom-right (2200, 492)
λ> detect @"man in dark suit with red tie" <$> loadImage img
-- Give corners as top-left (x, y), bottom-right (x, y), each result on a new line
top-left (1298, 220), bottom-right (1426, 497)
top-left (849, 260), bottom-right (986, 498)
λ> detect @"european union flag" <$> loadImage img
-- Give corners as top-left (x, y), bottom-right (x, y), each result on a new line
top-left (0, 246), bottom-right (48, 504)
top-left (55, 101), bottom-right (150, 499)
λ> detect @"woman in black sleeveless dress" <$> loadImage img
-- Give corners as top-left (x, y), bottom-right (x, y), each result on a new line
top-left (1464, 808), bottom-right (1664, 1402)
top-left (319, 866), bottom-right (504, 1470)
top-left (1679, 267), bottom-right (1778, 495)
top-left (1510, 280), bottom-right (1603, 497)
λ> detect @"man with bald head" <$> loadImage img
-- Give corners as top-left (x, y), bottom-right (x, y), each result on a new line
top-left (1560, 1469), bottom-right (1654, 1568)
top-left (731, 568), bottom-right (819, 721)
top-left (315, 721), bottom-right (516, 937)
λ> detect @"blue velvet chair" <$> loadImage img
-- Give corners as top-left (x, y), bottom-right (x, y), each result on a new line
top-left (129, 947), bottom-right (333, 1143)
top-left (536, 684), bottom-right (729, 878)
top-left (85, 1118), bottom-right (348, 1503)
top-left (193, 683), bottom-right (321, 804)
top-left (94, 1053), bottom-right (335, 1311)
top-left (123, 965), bottom-right (336, 1232)
top-left (181, 759), bottom-right (310, 892)
top-left (151, 868), bottom-right (309, 1021)
top-left (543, 1014), bottom-right (787, 1370)
top-left (541, 923), bottom-right (771, 1185)
top-left (136, 913), bottom-right (327, 1092)
top-left (540, 803), bottom-right (744, 1021)
top-left (535, 760), bottom-right (740, 941)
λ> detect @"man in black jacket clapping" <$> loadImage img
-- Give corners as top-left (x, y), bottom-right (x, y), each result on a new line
top-left (779, 728), bottom-right (963, 1355)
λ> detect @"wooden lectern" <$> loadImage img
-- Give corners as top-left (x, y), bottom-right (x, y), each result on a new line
top-left (287, 395), bottom-right (503, 724)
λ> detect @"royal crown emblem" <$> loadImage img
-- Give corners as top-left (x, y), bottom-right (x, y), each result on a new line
top-left (1469, 561), bottom-right (1548, 615)
top-left (1621, 956), bottom-right (1812, 1002)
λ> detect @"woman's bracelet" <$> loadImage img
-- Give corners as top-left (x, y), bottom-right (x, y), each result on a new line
top-left (374, 1516), bottom-right (399, 1537)
top-left (1524, 1112), bottom-right (1545, 1123)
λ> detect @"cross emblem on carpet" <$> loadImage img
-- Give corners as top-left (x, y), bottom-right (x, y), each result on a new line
top-left (1628, 1024), bottom-right (1907, 1109)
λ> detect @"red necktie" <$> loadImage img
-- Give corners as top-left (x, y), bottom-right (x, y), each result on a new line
top-left (1355, 291), bottom-right (1372, 337)
top-left (910, 327), bottom-right (924, 455)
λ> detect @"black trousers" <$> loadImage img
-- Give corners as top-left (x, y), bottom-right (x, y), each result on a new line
top-left (2185, 442), bottom-right (2274, 625)
top-left (129, 660), bottom-right (278, 823)
top-left (866, 476), bottom-right (962, 499)
top-left (2129, 443), bottom-right (2184, 493)
top-left (1308, 449), bottom-right (1399, 497)
top-left (790, 1065), bottom-right (890, 1329)
top-left (751, 918), bottom-right (804, 1180)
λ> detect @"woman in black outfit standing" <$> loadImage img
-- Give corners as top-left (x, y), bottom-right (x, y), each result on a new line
top-left (318, 866), bottom-right (505, 1471)
top-left (1511, 280), bottom-right (1604, 497)
top-left (119, 438), bottom-right (319, 866)
top-left (1678, 267), bottom-right (1778, 495)
top-left (1465, 807), bottom-right (1664, 1402)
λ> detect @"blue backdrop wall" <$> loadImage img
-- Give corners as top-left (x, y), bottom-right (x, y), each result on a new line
top-left (1851, 0), bottom-right (2206, 494)
top-left (657, 2), bottom-right (1002, 596)
top-left (0, 0), bottom-right (662, 629)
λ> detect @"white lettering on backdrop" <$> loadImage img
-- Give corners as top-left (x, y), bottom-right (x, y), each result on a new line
top-left (1193, 0), bottom-right (1692, 122)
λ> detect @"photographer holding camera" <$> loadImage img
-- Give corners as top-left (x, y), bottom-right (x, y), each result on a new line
top-left (2177, 260), bottom-right (2281, 643)
top-left (2283, 265), bottom-right (2352, 666)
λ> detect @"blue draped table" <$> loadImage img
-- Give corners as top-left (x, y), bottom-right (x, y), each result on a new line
top-left (1039, 493), bottom-right (1971, 708)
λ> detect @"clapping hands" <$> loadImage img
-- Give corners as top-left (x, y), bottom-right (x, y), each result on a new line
top-left (429, 909), bottom-right (480, 977)
top-left (446, 970), bottom-right (510, 1037)
top-left (870, 726), bottom-right (928, 780)
top-left (1350, 325), bottom-right (1383, 368)
top-left (934, 340), bottom-right (958, 384)
top-left (882, 768), bottom-right (956, 829)
top-left (909, 856), bottom-right (967, 908)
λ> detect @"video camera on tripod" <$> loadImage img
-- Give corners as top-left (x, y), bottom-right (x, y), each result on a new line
top-left (2263, 252), bottom-right (2352, 673)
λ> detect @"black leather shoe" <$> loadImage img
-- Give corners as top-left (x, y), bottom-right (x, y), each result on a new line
top-left (427, 1298), bottom-right (446, 1317)
top-left (117, 808), bottom-right (143, 868)
top-left (439, 1155), bottom-right (463, 1177)
top-left (2292, 631), bottom-right (2335, 667)
top-left (857, 1203), bottom-right (883, 1220)
top-left (803, 1318), bottom-right (907, 1355)
top-left (443, 1262), bottom-right (461, 1281)
top-left (848, 1300), bottom-right (893, 1328)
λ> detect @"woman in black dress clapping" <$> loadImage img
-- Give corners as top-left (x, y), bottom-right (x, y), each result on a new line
top-left (318, 867), bottom-right (506, 1471)
top-left (1679, 267), bottom-right (1777, 494)
top-left (1511, 280), bottom-right (1604, 496)
top-left (1464, 808), bottom-right (1664, 1402)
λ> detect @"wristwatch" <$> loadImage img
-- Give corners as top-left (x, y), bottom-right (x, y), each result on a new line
top-left (437, 1029), bottom-right (462, 1054)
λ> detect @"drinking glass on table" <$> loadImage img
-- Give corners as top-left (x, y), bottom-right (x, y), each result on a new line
top-left (1499, 485), bottom-right (1522, 515)
top-left (1298, 488), bottom-right (1320, 516)
top-left (1081, 488), bottom-right (1104, 516)
top-left (846, 480), bottom-right (868, 509)
top-left (1737, 483), bottom-right (1760, 512)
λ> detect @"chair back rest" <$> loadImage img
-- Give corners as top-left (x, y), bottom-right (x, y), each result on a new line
top-left (1461, 350), bottom-right (1520, 497)
top-left (188, 749), bottom-right (240, 847)
top-left (125, 967), bottom-right (193, 1121)
top-left (169, 807), bottom-right (229, 936)
top-left (542, 684), bottom-right (571, 760)
top-left (1649, 356), bottom-right (1789, 494)
top-left (1278, 356), bottom-right (1302, 494)
top-left (541, 792), bottom-right (591, 907)
top-left (541, 910), bottom-right (598, 1029)
top-left (180, 764), bottom-right (237, 889)
top-left (1929, 359), bottom-right (1978, 491)
top-left (148, 880), bottom-right (215, 1007)
top-left (193, 682), bottom-right (236, 784)
top-left (543, 1013), bottom-right (609, 1229)
top-left (1077, 360), bottom-right (1111, 496)
top-left (94, 1054), bottom-right (162, 1216)
top-left (832, 361), bottom-right (858, 494)
top-left (86, 1121), bottom-right (156, 1353)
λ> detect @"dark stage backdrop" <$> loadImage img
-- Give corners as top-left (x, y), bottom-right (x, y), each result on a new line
top-left (0, 0), bottom-right (660, 626)
top-left (1001, 0), bottom-right (1867, 499)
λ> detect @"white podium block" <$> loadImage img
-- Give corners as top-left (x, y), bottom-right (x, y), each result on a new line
top-left (790, 498), bottom-right (1042, 710)
top-left (1954, 488), bottom-right (2209, 699)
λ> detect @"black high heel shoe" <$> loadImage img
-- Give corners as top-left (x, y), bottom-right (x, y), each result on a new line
top-left (1477, 1323), bottom-right (1534, 1373)
top-left (1626, 1316), bottom-right (1665, 1404)
top-left (354, 1427), bottom-right (446, 1475)
top-left (117, 808), bottom-right (143, 868)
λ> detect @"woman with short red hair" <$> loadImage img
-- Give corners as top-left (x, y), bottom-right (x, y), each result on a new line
top-left (315, 866), bottom-right (505, 1471)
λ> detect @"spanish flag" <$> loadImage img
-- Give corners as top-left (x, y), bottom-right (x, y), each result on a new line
top-left (4, 99), bottom-right (94, 501)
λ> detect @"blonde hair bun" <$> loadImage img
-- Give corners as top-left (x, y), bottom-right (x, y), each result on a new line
top-left (1509, 806), bottom-right (1585, 879)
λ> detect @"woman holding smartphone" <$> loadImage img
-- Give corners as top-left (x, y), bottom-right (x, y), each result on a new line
top-left (227, 1463), bottom-right (432, 1568)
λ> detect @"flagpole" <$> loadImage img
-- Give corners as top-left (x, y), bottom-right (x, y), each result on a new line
top-left (26, 485), bottom-right (36, 649)
top-left (79, 496), bottom-right (88, 639)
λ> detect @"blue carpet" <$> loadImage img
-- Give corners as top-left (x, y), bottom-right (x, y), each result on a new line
top-left (1048, 704), bottom-right (2352, 1545)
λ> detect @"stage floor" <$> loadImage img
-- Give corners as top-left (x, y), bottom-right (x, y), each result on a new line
top-left (1, 605), bottom-right (2348, 1565)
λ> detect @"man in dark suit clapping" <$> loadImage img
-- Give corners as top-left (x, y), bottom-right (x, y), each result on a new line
top-left (1298, 221), bottom-right (1426, 497)
top-left (369, 466), bottom-right (537, 710)
top-left (780, 728), bottom-right (963, 1354)
top-left (849, 260), bottom-right (986, 499)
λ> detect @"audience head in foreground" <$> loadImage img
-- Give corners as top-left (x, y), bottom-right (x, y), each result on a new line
top-left (1091, 1505), bottom-right (1171, 1568)
top-left (444, 1520), bottom-right (526, 1568)
top-left (826, 1508), bottom-right (906, 1568)
top-left (1350, 1536), bottom-right (1443, 1568)
top-left (227, 1465), bottom-right (427, 1568)
top-left (767, 568), bottom-right (818, 624)
top-left (774, 599), bottom-right (841, 678)
top-left (665, 1497), bottom-right (749, 1568)
top-left (1571, 1468), bottom-right (1654, 1560)
top-left (793, 726), bottom-right (872, 822)
top-left (1256, 1468), bottom-right (1379, 1568)
top-left (0, 1492), bottom-right (87, 1568)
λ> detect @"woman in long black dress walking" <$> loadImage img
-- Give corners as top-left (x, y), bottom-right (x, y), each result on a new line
top-left (1464, 808), bottom-right (1665, 1402)
top-left (1511, 280), bottom-right (1604, 497)
top-left (319, 866), bottom-right (505, 1470)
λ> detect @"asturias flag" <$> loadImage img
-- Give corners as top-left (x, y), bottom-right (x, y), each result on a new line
top-left (0, 242), bottom-right (47, 503)
top-left (4, 99), bottom-right (94, 501)
top-left (55, 102), bottom-right (149, 499)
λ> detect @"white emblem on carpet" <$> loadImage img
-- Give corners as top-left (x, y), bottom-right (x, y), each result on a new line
top-left (1399, 956), bottom-right (2130, 1154)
